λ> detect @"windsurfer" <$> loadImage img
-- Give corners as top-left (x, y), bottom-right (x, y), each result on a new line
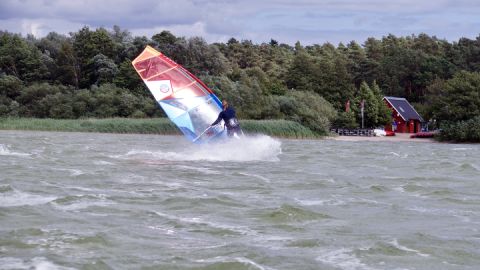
top-left (211, 100), bottom-right (243, 137)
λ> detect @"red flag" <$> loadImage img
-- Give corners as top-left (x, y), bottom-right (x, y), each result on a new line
top-left (345, 100), bottom-right (350, 112)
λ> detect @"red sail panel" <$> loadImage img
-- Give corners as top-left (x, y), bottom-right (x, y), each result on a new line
top-left (132, 46), bottom-right (214, 100)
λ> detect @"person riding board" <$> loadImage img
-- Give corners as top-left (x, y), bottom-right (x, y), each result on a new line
top-left (211, 100), bottom-right (243, 137)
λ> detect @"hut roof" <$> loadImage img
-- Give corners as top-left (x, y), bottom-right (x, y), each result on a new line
top-left (383, 96), bottom-right (424, 122)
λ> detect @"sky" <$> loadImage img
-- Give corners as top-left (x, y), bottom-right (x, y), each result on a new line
top-left (1, 0), bottom-right (479, 45)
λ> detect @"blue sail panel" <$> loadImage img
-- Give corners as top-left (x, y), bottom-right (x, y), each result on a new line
top-left (158, 95), bottom-right (226, 143)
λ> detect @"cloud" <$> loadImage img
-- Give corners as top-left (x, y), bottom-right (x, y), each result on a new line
top-left (0, 0), bottom-right (479, 45)
top-left (0, 0), bottom-right (201, 26)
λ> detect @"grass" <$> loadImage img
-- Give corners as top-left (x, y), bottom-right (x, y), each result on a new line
top-left (0, 118), bottom-right (180, 134)
top-left (0, 117), bottom-right (319, 139)
top-left (241, 119), bottom-right (317, 138)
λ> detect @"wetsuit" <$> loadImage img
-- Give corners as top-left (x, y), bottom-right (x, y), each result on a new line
top-left (212, 107), bottom-right (242, 137)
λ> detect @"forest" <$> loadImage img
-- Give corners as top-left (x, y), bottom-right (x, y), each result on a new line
top-left (1, 26), bottom-right (480, 140)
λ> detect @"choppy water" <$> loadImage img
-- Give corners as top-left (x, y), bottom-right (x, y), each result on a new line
top-left (1, 130), bottom-right (480, 270)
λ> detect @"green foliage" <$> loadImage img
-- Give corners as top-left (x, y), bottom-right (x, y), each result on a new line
top-left (350, 81), bottom-right (390, 128)
top-left (333, 111), bottom-right (358, 129)
top-left (93, 54), bottom-right (118, 84)
top-left (1, 82), bottom-right (160, 119)
top-left (0, 75), bottom-right (23, 99)
top-left (164, 37), bottom-right (230, 78)
top-left (371, 81), bottom-right (392, 126)
top-left (287, 43), bottom-right (355, 110)
top-left (438, 116), bottom-right (480, 142)
top-left (87, 84), bottom-right (159, 118)
top-left (114, 60), bottom-right (145, 95)
top-left (352, 82), bottom-right (377, 128)
top-left (278, 90), bottom-right (337, 135)
top-left (55, 41), bottom-right (80, 87)
top-left (16, 83), bottom-right (67, 117)
top-left (72, 27), bottom-right (116, 87)
top-left (0, 32), bottom-right (49, 82)
top-left (429, 71), bottom-right (480, 123)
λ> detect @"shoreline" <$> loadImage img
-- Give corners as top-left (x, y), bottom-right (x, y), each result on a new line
top-left (327, 132), bottom-right (436, 143)
top-left (1, 128), bottom-right (437, 143)
top-left (0, 118), bottom-right (441, 143)
top-left (0, 118), bottom-right (317, 139)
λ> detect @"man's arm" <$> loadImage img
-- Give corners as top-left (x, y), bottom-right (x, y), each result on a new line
top-left (211, 112), bottom-right (223, 126)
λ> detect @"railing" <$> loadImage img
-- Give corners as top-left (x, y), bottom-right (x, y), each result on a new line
top-left (330, 128), bottom-right (374, 136)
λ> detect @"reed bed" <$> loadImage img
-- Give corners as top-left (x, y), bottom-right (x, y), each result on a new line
top-left (0, 118), bottom-right (318, 138)
top-left (0, 118), bottom-right (179, 134)
top-left (241, 119), bottom-right (317, 138)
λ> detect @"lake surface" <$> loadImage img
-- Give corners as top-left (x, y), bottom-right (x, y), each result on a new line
top-left (1, 130), bottom-right (479, 270)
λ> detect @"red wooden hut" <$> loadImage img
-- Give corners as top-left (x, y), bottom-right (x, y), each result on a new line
top-left (383, 96), bottom-right (424, 133)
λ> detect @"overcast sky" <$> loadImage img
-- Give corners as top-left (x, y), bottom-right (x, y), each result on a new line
top-left (1, 0), bottom-right (479, 45)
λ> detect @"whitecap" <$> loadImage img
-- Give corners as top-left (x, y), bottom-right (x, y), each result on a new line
top-left (316, 248), bottom-right (375, 270)
top-left (235, 257), bottom-right (270, 270)
top-left (94, 160), bottom-right (115, 165)
top-left (0, 189), bottom-right (56, 207)
top-left (147, 225), bottom-right (176, 235)
top-left (0, 144), bottom-right (31, 157)
top-left (389, 239), bottom-right (430, 257)
top-left (195, 256), bottom-right (271, 270)
top-left (114, 135), bottom-right (282, 162)
top-left (50, 168), bottom-right (85, 177)
top-left (0, 257), bottom-right (76, 270)
top-left (354, 198), bottom-right (391, 206)
top-left (237, 172), bottom-right (271, 182)
top-left (174, 165), bottom-right (221, 175)
top-left (389, 152), bottom-right (400, 157)
top-left (170, 135), bottom-right (281, 162)
top-left (53, 200), bottom-right (115, 211)
top-left (452, 147), bottom-right (472, 151)
top-left (51, 194), bottom-right (115, 211)
top-left (153, 211), bottom-right (256, 236)
top-left (295, 198), bottom-right (346, 206)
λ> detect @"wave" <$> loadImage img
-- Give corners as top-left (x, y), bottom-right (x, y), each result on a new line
top-left (195, 256), bottom-right (271, 270)
top-left (0, 188), bottom-right (56, 207)
top-left (259, 204), bottom-right (331, 223)
top-left (50, 167), bottom-right (86, 177)
top-left (51, 194), bottom-right (115, 211)
top-left (0, 144), bottom-right (31, 157)
top-left (389, 238), bottom-right (430, 257)
top-left (459, 162), bottom-right (479, 172)
top-left (316, 248), bottom-right (374, 270)
top-left (0, 257), bottom-right (76, 270)
top-left (236, 172), bottom-right (271, 182)
top-left (116, 135), bottom-right (281, 162)
top-left (152, 210), bottom-right (256, 236)
top-left (295, 198), bottom-right (346, 206)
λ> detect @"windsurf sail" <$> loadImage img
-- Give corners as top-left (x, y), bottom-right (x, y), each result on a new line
top-left (132, 46), bottom-right (225, 143)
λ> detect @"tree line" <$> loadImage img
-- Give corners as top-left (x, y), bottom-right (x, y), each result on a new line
top-left (1, 26), bottom-right (480, 135)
